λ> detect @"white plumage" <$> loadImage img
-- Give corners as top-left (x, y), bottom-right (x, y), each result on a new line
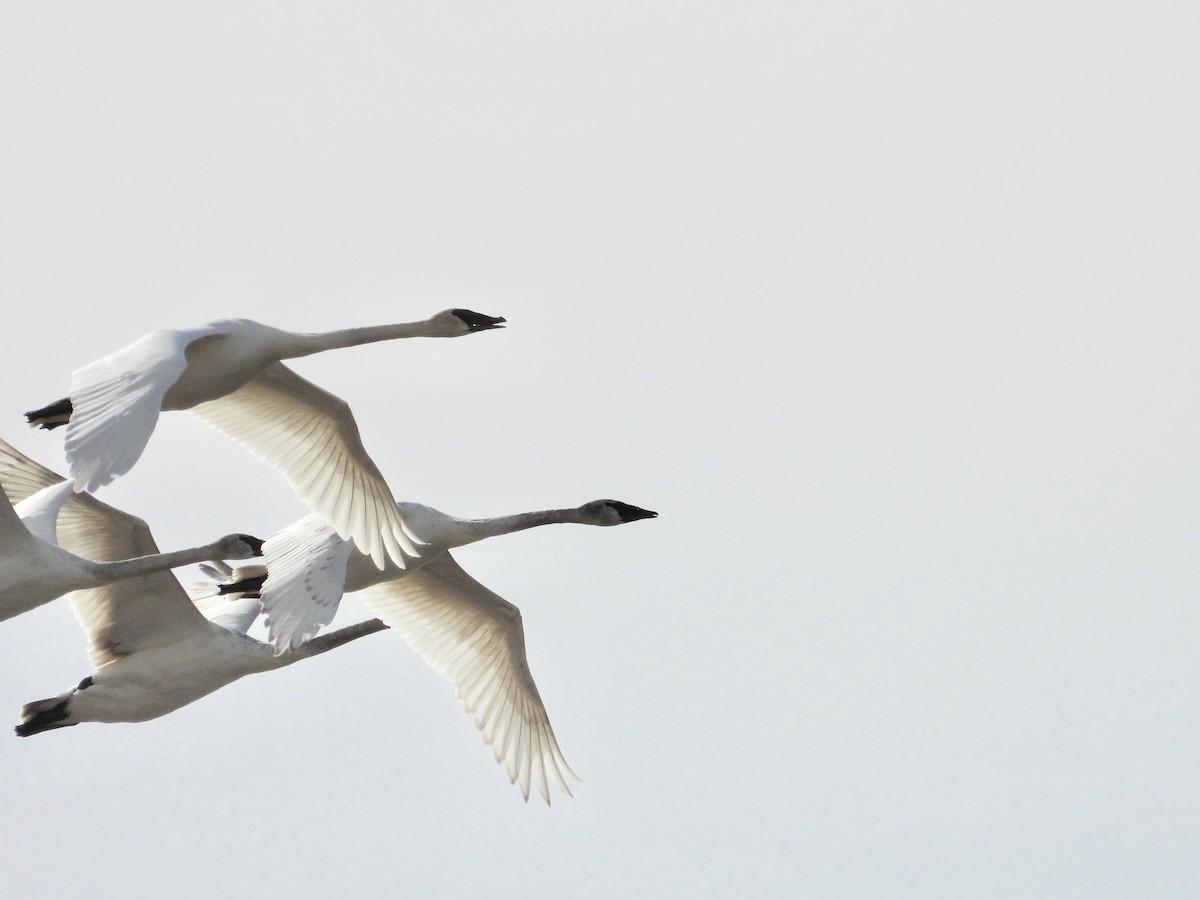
top-left (13, 484), bottom-right (386, 736)
top-left (26, 309), bottom-right (505, 569)
top-left (246, 498), bottom-right (657, 803)
top-left (0, 438), bottom-right (263, 622)
top-left (15, 306), bottom-right (656, 809)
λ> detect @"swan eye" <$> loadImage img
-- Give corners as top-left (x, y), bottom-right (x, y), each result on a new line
top-left (77, 676), bottom-right (94, 692)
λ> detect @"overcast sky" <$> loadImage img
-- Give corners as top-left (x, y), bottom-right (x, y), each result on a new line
top-left (1, 2), bottom-right (1198, 898)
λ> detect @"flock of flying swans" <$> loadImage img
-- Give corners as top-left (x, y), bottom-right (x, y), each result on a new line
top-left (3, 309), bottom-right (656, 804)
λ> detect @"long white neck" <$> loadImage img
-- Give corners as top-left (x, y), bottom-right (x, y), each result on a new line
top-left (448, 508), bottom-right (589, 548)
top-left (80, 541), bottom-right (241, 584)
top-left (283, 320), bottom-right (445, 358)
top-left (266, 618), bottom-right (389, 669)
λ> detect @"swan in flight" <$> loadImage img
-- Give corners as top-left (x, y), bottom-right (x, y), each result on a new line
top-left (0, 438), bottom-right (263, 622)
top-left (13, 536), bottom-right (387, 738)
top-left (25, 308), bottom-right (506, 568)
top-left (225, 497), bottom-right (657, 803)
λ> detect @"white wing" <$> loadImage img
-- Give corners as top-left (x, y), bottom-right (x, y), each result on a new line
top-left (0, 436), bottom-right (60, 542)
top-left (191, 362), bottom-right (421, 569)
top-left (12, 481), bottom-right (75, 546)
top-left (358, 553), bottom-right (578, 804)
top-left (0, 437), bottom-right (64, 504)
top-left (64, 323), bottom-right (231, 491)
top-left (192, 593), bottom-right (264, 634)
top-left (54, 493), bottom-right (211, 667)
top-left (259, 514), bottom-right (356, 652)
top-left (0, 437), bottom-right (71, 544)
top-left (0, 483), bottom-right (30, 544)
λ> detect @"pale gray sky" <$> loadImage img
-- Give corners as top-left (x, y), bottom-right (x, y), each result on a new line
top-left (1, 2), bottom-right (1198, 898)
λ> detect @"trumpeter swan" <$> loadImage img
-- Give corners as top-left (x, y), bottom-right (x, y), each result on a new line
top-left (229, 498), bottom-right (657, 803)
top-left (0, 438), bottom-right (263, 622)
top-left (25, 309), bottom-right (506, 569)
top-left (13, 539), bottom-right (387, 737)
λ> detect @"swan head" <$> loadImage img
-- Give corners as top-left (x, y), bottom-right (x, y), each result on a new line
top-left (432, 308), bottom-right (507, 335)
top-left (582, 500), bottom-right (659, 525)
top-left (217, 533), bottom-right (266, 559)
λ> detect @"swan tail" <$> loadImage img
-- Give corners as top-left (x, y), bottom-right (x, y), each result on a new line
top-left (25, 398), bottom-right (73, 431)
top-left (218, 572), bottom-right (268, 597)
top-left (14, 695), bottom-right (75, 737)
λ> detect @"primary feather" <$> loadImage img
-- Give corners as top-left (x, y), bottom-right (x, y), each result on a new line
top-left (251, 497), bottom-right (656, 802)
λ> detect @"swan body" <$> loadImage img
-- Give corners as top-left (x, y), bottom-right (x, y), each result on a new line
top-left (33, 625), bottom-right (278, 726)
top-left (14, 534), bottom-right (385, 736)
top-left (25, 309), bottom-right (506, 568)
top-left (247, 497), bottom-right (657, 803)
top-left (0, 439), bottom-right (263, 622)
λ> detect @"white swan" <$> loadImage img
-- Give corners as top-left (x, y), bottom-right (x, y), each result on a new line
top-left (228, 498), bottom-right (657, 803)
top-left (25, 309), bottom-right (506, 568)
top-left (0, 438), bottom-right (263, 622)
top-left (13, 541), bottom-right (387, 737)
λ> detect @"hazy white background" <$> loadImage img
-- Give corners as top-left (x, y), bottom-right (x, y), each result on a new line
top-left (1, 2), bottom-right (1198, 897)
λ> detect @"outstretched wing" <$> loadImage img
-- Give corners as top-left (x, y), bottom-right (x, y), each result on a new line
top-left (357, 553), bottom-right (578, 804)
top-left (0, 437), bottom-right (71, 544)
top-left (12, 482), bottom-right (75, 546)
top-left (190, 362), bottom-right (421, 569)
top-left (0, 482), bottom-right (32, 545)
top-left (258, 514), bottom-right (356, 652)
top-left (54, 494), bottom-right (211, 667)
top-left (64, 323), bottom-right (231, 491)
top-left (0, 437), bottom-right (64, 503)
top-left (192, 593), bottom-right (264, 635)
